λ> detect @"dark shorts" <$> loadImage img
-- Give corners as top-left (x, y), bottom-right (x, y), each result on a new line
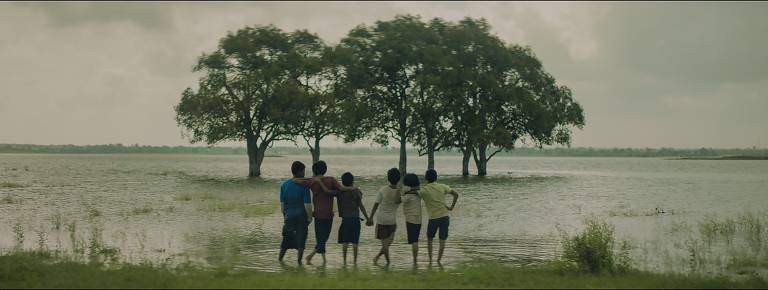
top-left (427, 216), bottom-right (450, 241)
top-left (338, 217), bottom-right (361, 244)
top-left (281, 213), bottom-right (309, 250)
top-left (313, 217), bottom-right (333, 253)
top-left (406, 222), bottom-right (422, 244)
top-left (376, 224), bottom-right (396, 240)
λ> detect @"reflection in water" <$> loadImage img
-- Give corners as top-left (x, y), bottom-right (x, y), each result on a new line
top-left (1, 154), bottom-right (767, 276)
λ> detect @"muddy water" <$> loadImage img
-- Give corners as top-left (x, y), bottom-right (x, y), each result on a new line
top-left (1, 153), bottom-right (766, 274)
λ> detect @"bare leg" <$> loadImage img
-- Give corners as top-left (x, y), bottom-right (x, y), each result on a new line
top-left (427, 239), bottom-right (434, 264)
top-left (321, 253), bottom-right (326, 265)
top-left (411, 242), bottom-right (419, 265)
top-left (297, 248), bottom-right (304, 265)
top-left (437, 239), bottom-right (446, 264)
top-left (374, 241), bottom-right (383, 264)
top-left (382, 235), bottom-right (394, 264)
top-left (342, 243), bottom-right (349, 265)
top-left (278, 248), bottom-right (287, 262)
top-left (352, 244), bottom-right (359, 264)
top-left (305, 249), bottom-right (316, 265)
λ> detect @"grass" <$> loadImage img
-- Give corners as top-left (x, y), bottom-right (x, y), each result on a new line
top-left (0, 251), bottom-right (765, 289)
top-left (559, 216), bottom-right (631, 274)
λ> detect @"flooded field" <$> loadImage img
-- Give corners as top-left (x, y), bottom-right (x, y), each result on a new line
top-left (1, 153), bottom-right (766, 276)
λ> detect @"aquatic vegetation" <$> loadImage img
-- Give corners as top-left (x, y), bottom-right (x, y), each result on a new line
top-left (174, 191), bottom-right (220, 202)
top-left (737, 212), bottom-right (764, 253)
top-left (665, 211), bottom-right (768, 277)
top-left (130, 206), bottom-right (154, 215)
top-left (1, 194), bottom-right (16, 204)
top-left (558, 216), bottom-right (632, 274)
top-left (202, 202), bottom-right (277, 218)
top-left (13, 222), bottom-right (24, 250)
top-left (36, 226), bottom-right (47, 251)
top-left (50, 212), bottom-right (63, 230)
top-left (0, 181), bottom-right (26, 188)
top-left (67, 221), bottom-right (85, 259)
top-left (81, 203), bottom-right (102, 219)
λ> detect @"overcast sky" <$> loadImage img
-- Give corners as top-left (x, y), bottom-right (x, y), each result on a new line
top-left (1, 1), bottom-right (766, 149)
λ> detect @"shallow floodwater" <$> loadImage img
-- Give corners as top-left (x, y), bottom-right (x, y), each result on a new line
top-left (1, 154), bottom-right (766, 275)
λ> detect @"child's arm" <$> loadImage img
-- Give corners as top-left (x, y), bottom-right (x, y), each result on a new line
top-left (333, 179), bottom-right (359, 192)
top-left (358, 191), bottom-right (370, 221)
top-left (367, 202), bottom-right (378, 226)
top-left (447, 190), bottom-right (459, 211)
top-left (292, 177), bottom-right (313, 186)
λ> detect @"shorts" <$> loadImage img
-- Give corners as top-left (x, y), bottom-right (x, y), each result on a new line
top-left (338, 217), bottom-right (361, 244)
top-left (313, 217), bottom-right (333, 253)
top-left (427, 216), bottom-right (450, 241)
top-left (376, 224), bottom-right (396, 240)
top-left (406, 222), bottom-right (422, 244)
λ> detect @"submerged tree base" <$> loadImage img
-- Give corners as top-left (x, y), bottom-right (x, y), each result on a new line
top-left (1, 251), bottom-right (765, 289)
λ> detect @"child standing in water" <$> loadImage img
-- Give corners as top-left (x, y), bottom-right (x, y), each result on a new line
top-left (336, 172), bottom-right (371, 265)
top-left (401, 173), bottom-right (423, 265)
top-left (420, 169), bottom-right (459, 265)
top-left (367, 168), bottom-right (402, 265)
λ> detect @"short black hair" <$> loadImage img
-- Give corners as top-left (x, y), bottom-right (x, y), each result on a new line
top-left (341, 172), bottom-right (354, 186)
top-left (291, 161), bottom-right (305, 177)
top-left (387, 168), bottom-right (401, 185)
top-left (425, 169), bottom-right (437, 182)
top-left (403, 173), bottom-right (420, 188)
top-left (312, 160), bottom-right (327, 175)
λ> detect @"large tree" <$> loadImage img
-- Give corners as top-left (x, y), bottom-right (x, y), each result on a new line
top-left (443, 18), bottom-right (585, 176)
top-left (286, 30), bottom-right (347, 164)
top-left (337, 15), bottom-right (434, 175)
top-left (411, 18), bottom-right (454, 170)
top-left (175, 25), bottom-right (304, 177)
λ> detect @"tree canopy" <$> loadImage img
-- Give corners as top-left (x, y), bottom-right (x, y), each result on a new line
top-left (175, 15), bottom-right (585, 177)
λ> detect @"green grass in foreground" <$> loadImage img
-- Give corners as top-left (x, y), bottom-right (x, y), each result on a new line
top-left (1, 252), bottom-right (766, 289)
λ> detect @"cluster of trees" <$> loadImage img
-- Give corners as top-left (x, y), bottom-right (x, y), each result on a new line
top-left (3, 143), bottom-right (767, 158)
top-left (175, 15), bottom-right (585, 177)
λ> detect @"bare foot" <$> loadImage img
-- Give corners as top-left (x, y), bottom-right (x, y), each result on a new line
top-left (305, 253), bottom-right (314, 265)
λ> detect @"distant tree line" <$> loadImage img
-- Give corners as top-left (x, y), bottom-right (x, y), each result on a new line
top-left (2, 144), bottom-right (766, 158)
top-left (175, 14), bottom-right (585, 177)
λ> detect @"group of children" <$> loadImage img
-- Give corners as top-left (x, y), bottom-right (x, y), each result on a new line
top-left (277, 160), bottom-right (459, 266)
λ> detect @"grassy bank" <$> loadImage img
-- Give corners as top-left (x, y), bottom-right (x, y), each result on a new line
top-left (1, 251), bottom-right (765, 289)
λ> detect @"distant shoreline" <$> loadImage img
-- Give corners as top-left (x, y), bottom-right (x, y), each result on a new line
top-left (666, 156), bottom-right (768, 160)
top-left (1, 143), bottom-right (767, 159)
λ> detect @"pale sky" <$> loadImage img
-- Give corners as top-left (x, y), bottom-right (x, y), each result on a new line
top-left (1, 1), bottom-right (767, 149)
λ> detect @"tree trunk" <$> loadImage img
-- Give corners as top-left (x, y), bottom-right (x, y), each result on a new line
top-left (461, 147), bottom-right (471, 176)
top-left (474, 145), bottom-right (488, 176)
top-left (310, 138), bottom-right (321, 164)
top-left (426, 134), bottom-right (435, 170)
top-left (427, 149), bottom-right (435, 171)
top-left (252, 144), bottom-right (268, 177)
top-left (399, 137), bottom-right (407, 177)
top-left (246, 133), bottom-right (260, 177)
